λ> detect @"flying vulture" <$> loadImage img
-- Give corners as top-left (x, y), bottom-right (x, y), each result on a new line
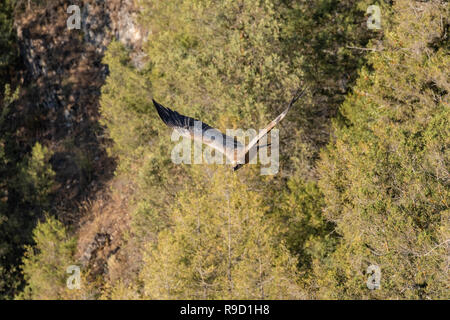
top-left (153, 88), bottom-right (305, 171)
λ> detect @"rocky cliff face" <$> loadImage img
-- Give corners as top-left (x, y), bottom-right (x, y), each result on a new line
top-left (15, 0), bottom-right (145, 132)
top-left (13, 0), bottom-right (147, 274)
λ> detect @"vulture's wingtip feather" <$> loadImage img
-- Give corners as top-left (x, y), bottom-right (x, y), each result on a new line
top-left (153, 99), bottom-right (172, 126)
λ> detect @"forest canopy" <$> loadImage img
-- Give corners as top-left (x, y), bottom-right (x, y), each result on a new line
top-left (0, 0), bottom-right (448, 300)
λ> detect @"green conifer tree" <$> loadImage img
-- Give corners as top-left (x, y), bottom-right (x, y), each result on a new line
top-left (139, 168), bottom-right (303, 299)
top-left (317, 0), bottom-right (449, 299)
top-left (19, 215), bottom-right (77, 300)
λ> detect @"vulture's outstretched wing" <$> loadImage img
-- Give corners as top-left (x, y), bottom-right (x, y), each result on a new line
top-left (153, 100), bottom-right (244, 163)
top-left (233, 88), bottom-right (306, 170)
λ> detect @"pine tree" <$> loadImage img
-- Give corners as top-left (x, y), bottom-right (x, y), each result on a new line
top-left (139, 168), bottom-right (303, 299)
top-left (317, 0), bottom-right (449, 299)
top-left (19, 215), bottom-right (77, 300)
